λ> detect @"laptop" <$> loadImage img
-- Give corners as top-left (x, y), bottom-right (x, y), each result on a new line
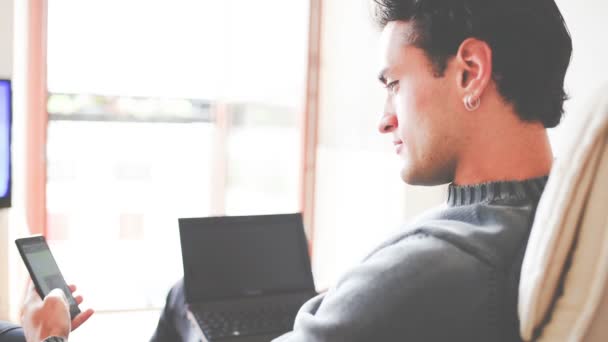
top-left (179, 213), bottom-right (317, 342)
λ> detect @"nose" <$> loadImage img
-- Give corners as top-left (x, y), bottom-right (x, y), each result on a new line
top-left (378, 111), bottom-right (398, 134)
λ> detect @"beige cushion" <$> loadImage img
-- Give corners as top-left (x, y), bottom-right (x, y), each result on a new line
top-left (519, 83), bottom-right (608, 341)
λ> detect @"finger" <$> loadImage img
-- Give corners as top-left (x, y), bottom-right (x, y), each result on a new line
top-left (68, 284), bottom-right (77, 293)
top-left (21, 283), bottom-right (42, 319)
top-left (71, 308), bottom-right (94, 331)
top-left (46, 289), bottom-right (69, 307)
top-left (74, 295), bottom-right (83, 305)
top-left (23, 283), bottom-right (42, 307)
top-left (25, 283), bottom-right (40, 300)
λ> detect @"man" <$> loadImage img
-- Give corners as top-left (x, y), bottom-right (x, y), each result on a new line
top-left (152, 1), bottom-right (570, 341)
top-left (21, 0), bottom-right (572, 341)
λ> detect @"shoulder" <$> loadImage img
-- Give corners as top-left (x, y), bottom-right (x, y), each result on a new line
top-left (355, 230), bottom-right (493, 290)
top-left (320, 231), bottom-right (497, 340)
top-left (330, 231), bottom-right (496, 313)
top-left (370, 202), bottom-right (534, 268)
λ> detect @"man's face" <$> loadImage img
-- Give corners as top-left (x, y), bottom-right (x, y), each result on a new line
top-left (377, 21), bottom-right (463, 185)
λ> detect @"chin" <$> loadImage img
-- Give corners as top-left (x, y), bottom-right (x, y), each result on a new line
top-left (399, 164), bottom-right (424, 185)
top-left (399, 163), bottom-right (452, 186)
top-left (400, 169), bottom-right (426, 186)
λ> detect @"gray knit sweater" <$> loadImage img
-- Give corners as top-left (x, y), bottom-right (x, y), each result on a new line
top-left (274, 176), bottom-right (548, 342)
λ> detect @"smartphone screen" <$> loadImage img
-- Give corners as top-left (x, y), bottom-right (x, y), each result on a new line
top-left (15, 235), bottom-right (81, 319)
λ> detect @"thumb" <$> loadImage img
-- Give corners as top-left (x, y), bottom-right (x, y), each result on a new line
top-left (45, 288), bottom-right (69, 309)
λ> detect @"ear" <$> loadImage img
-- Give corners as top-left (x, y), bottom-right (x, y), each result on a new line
top-left (455, 38), bottom-right (493, 100)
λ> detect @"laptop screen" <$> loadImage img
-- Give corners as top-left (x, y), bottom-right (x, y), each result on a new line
top-left (179, 213), bottom-right (315, 302)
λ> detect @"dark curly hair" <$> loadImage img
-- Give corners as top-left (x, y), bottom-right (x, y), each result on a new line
top-left (373, 0), bottom-right (572, 128)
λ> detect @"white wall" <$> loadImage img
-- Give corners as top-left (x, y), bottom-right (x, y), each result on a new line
top-left (0, 0), bottom-right (14, 321)
top-left (550, 0), bottom-right (608, 155)
top-left (0, 1), bottom-right (13, 78)
top-left (312, 0), bottom-right (446, 289)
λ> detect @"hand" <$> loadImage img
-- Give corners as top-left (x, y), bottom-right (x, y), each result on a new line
top-left (21, 284), bottom-right (94, 342)
top-left (21, 285), bottom-right (70, 342)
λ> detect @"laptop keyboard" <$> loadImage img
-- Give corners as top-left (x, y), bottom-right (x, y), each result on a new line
top-left (194, 304), bottom-right (299, 340)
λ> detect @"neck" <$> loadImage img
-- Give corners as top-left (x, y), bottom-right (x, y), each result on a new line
top-left (453, 113), bottom-right (553, 186)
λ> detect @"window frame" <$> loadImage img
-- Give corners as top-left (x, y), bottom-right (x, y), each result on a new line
top-left (22, 0), bottom-right (323, 314)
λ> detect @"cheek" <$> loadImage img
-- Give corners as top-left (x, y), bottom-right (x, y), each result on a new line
top-left (394, 80), bottom-right (455, 172)
top-left (392, 83), bottom-right (415, 126)
top-left (393, 80), bottom-right (436, 136)
top-left (408, 76), bottom-right (438, 116)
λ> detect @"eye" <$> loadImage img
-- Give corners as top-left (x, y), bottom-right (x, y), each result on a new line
top-left (385, 80), bottom-right (399, 93)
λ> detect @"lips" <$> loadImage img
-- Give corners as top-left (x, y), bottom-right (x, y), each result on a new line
top-left (393, 140), bottom-right (403, 154)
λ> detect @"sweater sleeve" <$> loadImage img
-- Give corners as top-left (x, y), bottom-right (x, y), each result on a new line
top-left (273, 232), bottom-right (497, 342)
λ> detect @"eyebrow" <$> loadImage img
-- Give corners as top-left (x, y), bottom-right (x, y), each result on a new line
top-left (377, 67), bottom-right (389, 85)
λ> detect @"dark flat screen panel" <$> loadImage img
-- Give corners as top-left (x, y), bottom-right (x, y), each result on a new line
top-left (0, 79), bottom-right (11, 208)
top-left (180, 213), bottom-right (314, 301)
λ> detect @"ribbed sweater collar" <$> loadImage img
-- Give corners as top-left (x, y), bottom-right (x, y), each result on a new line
top-left (447, 176), bottom-right (549, 207)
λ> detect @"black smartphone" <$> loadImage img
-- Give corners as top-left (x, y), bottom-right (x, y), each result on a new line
top-left (15, 235), bottom-right (81, 319)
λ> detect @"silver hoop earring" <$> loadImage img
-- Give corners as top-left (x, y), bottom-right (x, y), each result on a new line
top-left (464, 95), bottom-right (481, 111)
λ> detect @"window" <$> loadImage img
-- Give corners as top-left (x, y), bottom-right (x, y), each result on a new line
top-left (46, 0), bottom-right (310, 316)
